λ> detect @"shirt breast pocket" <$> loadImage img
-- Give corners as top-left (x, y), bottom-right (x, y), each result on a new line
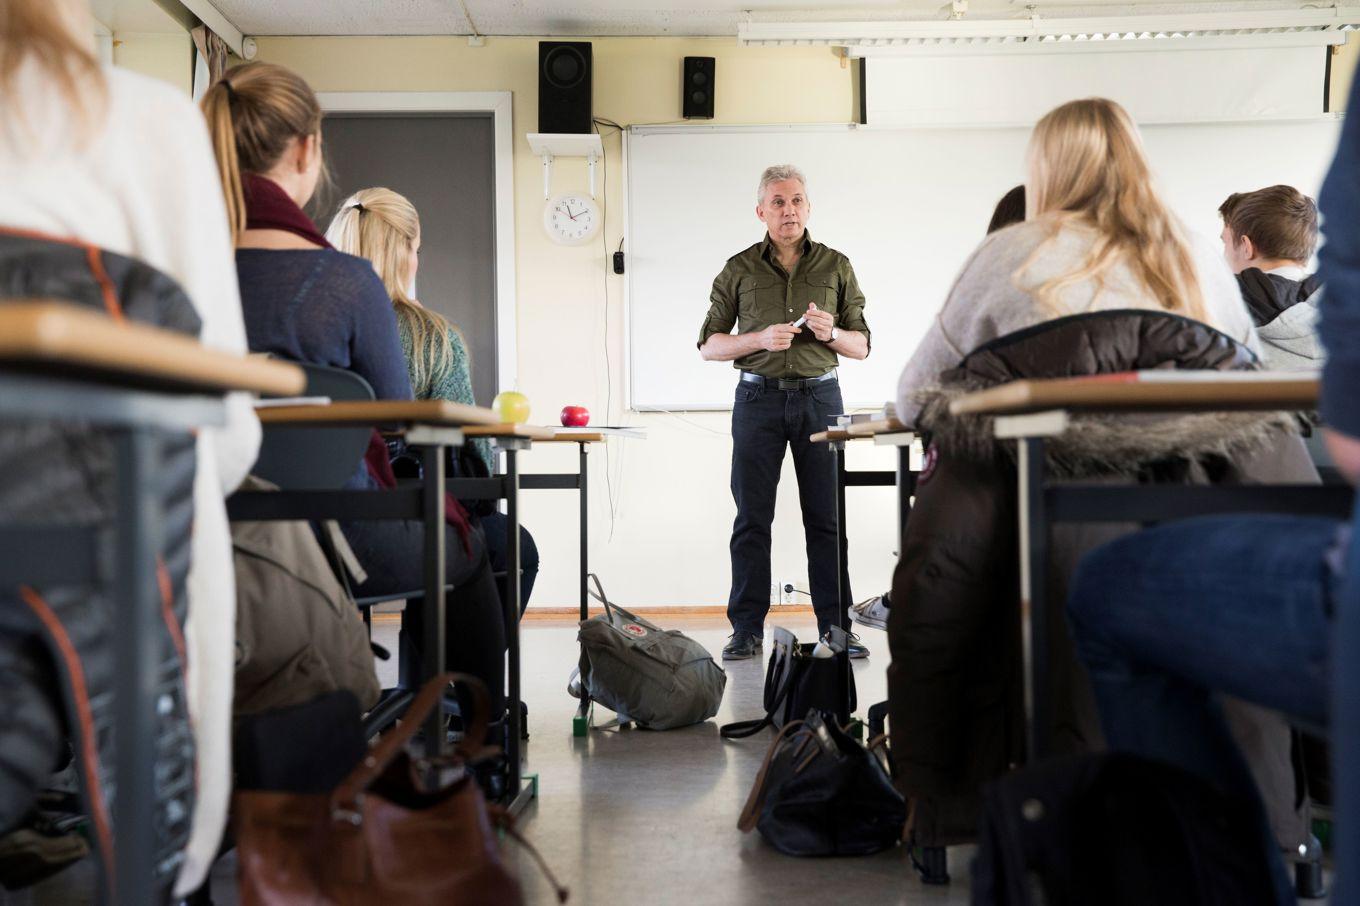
top-left (737, 276), bottom-right (779, 322)
top-left (804, 273), bottom-right (840, 318)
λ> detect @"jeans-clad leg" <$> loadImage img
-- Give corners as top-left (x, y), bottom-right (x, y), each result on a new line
top-left (729, 381), bottom-right (787, 635)
top-left (480, 511), bottom-right (539, 615)
top-left (1335, 507), bottom-right (1360, 902)
top-left (789, 380), bottom-right (850, 634)
top-left (1067, 514), bottom-right (1338, 905)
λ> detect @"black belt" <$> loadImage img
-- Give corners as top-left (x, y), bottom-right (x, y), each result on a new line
top-left (739, 370), bottom-right (838, 391)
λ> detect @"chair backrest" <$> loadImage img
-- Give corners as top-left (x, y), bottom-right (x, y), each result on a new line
top-left (252, 362), bottom-right (376, 490)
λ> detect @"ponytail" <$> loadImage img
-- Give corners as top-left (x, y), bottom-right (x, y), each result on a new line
top-left (202, 79), bottom-right (246, 239)
top-left (197, 62), bottom-right (325, 245)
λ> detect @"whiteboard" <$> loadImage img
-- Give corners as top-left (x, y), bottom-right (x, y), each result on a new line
top-left (625, 119), bottom-right (1343, 410)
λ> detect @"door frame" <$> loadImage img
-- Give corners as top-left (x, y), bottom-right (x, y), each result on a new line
top-left (316, 91), bottom-right (517, 395)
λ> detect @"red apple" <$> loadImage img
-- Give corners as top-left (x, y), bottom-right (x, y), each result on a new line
top-left (560, 405), bottom-right (590, 427)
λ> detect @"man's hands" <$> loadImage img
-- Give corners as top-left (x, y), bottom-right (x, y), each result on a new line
top-left (758, 322), bottom-right (802, 352)
top-left (803, 303), bottom-right (836, 342)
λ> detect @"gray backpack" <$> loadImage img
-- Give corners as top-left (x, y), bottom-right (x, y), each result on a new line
top-left (570, 575), bottom-right (726, 730)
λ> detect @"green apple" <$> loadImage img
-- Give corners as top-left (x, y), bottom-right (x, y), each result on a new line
top-left (492, 390), bottom-right (531, 423)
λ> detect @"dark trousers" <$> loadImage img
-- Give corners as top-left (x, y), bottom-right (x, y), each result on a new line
top-left (728, 377), bottom-right (851, 636)
top-left (341, 518), bottom-right (506, 715)
top-left (479, 511), bottom-right (539, 614)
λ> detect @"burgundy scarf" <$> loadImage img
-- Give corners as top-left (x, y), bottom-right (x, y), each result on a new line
top-left (241, 173), bottom-right (333, 248)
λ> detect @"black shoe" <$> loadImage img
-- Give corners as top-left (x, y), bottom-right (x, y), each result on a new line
top-left (722, 631), bottom-right (762, 660)
top-left (847, 632), bottom-right (869, 659)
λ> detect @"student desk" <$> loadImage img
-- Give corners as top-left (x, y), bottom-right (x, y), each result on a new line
top-left (0, 301), bottom-right (303, 905)
top-left (809, 420), bottom-right (918, 724)
top-left (950, 372), bottom-right (1354, 763)
top-left (227, 402), bottom-right (539, 815)
top-left (521, 427), bottom-right (643, 736)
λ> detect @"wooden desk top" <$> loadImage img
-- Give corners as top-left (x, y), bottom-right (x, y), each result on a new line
top-left (540, 431), bottom-right (605, 444)
top-left (950, 371), bottom-right (1320, 416)
top-left (257, 399), bottom-right (500, 427)
top-left (845, 416), bottom-right (910, 438)
top-left (462, 423), bottom-right (558, 441)
top-left (810, 428), bottom-right (852, 443)
top-left (0, 300), bottom-right (303, 396)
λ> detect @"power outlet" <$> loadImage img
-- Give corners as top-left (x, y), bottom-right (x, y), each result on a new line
top-left (780, 580), bottom-right (797, 605)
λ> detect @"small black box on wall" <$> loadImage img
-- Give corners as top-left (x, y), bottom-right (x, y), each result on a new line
top-left (683, 56), bottom-right (715, 119)
top-left (539, 41), bottom-right (592, 133)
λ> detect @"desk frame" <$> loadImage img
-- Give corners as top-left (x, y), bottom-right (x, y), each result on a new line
top-left (1003, 411), bottom-right (1355, 763)
top-left (0, 373), bottom-right (226, 906)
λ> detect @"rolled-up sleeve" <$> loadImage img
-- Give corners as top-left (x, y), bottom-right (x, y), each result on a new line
top-left (837, 260), bottom-right (870, 353)
top-left (698, 266), bottom-right (738, 349)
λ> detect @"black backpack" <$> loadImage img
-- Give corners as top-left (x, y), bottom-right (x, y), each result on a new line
top-left (972, 753), bottom-right (1279, 906)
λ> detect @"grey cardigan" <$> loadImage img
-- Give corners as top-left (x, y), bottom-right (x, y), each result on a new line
top-left (896, 217), bottom-right (1260, 425)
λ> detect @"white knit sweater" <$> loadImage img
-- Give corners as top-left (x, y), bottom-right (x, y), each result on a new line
top-left (0, 62), bottom-right (259, 896)
top-left (896, 217), bottom-right (1261, 425)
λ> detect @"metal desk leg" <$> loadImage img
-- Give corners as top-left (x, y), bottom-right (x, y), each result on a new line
top-left (1017, 436), bottom-right (1050, 763)
top-left (420, 444), bottom-right (447, 759)
top-left (113, 427), bottom-right (160, 905)
top-left (503, 448), bottom-right (534, 813)
top-left (575, 442), bottom-right (592, 732)
top-left (831, 440), bottom-right (851, 726)
top-left (896, 445), bottom-right (916, 549)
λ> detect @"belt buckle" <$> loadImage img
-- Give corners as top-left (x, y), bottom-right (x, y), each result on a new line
top-left (777, 378), bottom-right (801, 391)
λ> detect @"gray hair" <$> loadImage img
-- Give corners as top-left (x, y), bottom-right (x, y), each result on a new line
top-left (757, 165), bottom-right (808, 205)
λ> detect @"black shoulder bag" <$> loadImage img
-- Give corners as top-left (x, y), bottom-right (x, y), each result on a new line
top-left (720, 627), bottom-right (856, 739)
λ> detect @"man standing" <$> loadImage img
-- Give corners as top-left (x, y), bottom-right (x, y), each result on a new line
top-left (698, 165), bottom-right (871, 660)
top-left (1219, 185), bottom-right (1324, 371)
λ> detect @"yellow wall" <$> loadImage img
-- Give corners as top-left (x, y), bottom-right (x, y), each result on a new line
top-left (1333, 39), bottom-right (1360, 111)
top-left (113, 31), bottom-right (194, 95)
top-left (254, 36), bottom-right (880, 609)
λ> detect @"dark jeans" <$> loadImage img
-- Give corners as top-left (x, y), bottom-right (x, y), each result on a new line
top-left (341, 518), bottom-right (506, 715)
top-left (1067, 513), bottom-right (1348, 904)
top-left (479, 511), bottom-right (539, 614)
top-left (728, 376), bottom-right (851, 636)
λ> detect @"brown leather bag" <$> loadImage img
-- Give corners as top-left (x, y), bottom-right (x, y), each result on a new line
top-left (232, 673), bottom-right (524, 906)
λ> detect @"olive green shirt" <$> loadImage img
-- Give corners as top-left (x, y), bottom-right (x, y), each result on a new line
top-left (698, 230), bottom-right (871, 378)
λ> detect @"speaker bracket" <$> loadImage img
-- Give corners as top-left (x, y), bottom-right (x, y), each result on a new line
top-left (527, 133), bottom-right (604, 199)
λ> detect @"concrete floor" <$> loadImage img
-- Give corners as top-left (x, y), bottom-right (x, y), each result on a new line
top-left (2, 616), bottom-right (971, 906)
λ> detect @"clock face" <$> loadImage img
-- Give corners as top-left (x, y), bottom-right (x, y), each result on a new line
top-left (544, 193), bottom-right (601, 245)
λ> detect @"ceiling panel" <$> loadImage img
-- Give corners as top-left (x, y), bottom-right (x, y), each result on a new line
top-left (207, 0), bottom-right (1302, 37)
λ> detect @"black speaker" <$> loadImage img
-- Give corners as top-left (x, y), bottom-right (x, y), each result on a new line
top-left (682, 56), bottom-right (715, 119)
top-left (539, 41), bottom-right (592, 134)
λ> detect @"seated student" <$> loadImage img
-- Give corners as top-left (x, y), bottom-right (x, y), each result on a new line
top-left (325, 187), bottom-right (541, 611)
top-left (1066, 94), bottom-right (1360, 903)
top-left (884, 98), bottom-right (1313, 854)
top-left (0, 0), bottom-right (257, 894)
top-left (1220, 185), bottom-right (1323, 371)
top-left (852, 184), bottom-right (1027, 632)
top-left (198, 64), bottom-right (508, 728)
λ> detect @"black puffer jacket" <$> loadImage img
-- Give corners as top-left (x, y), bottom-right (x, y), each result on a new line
top-left (887, 310), bottom-right (1316, 848)
top-left (0, 229), bottom-right (200, 895)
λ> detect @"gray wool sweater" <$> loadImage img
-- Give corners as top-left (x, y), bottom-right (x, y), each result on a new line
top-left (895, 217), bottom-right (1260, 425)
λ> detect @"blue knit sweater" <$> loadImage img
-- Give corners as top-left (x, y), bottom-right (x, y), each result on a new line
top-left (236, 248), bottom-right (413, 402)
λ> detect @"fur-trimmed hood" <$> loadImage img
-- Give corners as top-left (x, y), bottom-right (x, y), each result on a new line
top-left (909, 310), bottom-right (1295, 477)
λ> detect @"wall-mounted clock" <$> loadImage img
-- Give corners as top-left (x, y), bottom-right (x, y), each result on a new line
top-left (544, 192), bottom-right (601, 245)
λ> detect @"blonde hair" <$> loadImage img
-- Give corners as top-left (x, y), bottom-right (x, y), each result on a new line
top-left (0, 0), bottom-right (105, 138)
top-left (200, 62), bottom-right (324, 241)
top-left (1021, 98), bottom-right (1206, 323)
top-left (326, 187), bottom-right (458, 394)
